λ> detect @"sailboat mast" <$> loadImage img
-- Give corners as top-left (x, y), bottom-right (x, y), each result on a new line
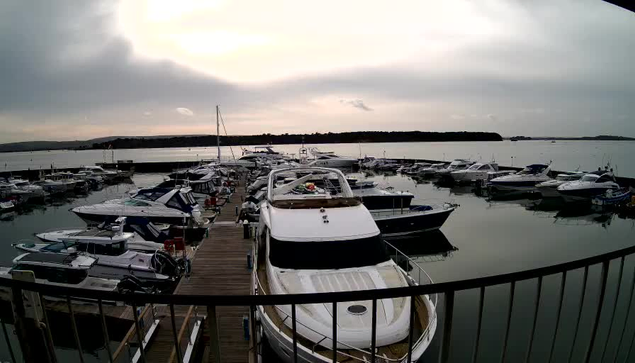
top-left (216, 105), bottom-right (220, 162)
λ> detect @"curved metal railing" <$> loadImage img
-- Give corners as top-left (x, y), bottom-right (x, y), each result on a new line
top-left (2, 243), bottom-right (635, 362)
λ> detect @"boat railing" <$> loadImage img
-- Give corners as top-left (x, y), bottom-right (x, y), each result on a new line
top-left (384, 240), bottom-right (438, 308)
top-left (254, 272), bottom-right (435, 363)
top-left (4, 242), bottom-right (635, 363)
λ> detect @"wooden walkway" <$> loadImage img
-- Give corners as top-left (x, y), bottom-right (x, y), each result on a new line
top-left (144, 181), bottom-right (253, 363)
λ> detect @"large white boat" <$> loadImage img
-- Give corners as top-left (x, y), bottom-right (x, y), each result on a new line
top-left (417, 163), bottom-right (447, 177)
top-left (308, 148), bottom-right (358, 168)
top-left (450, 162), bottom-right (501, 183)
top-left (536, 171), bottom-right (586, 198)
top-left (557, 171), bottom-right (621, 203)
top-left (239, 145), bottom-right (285, 161)
top-left (80, 165), bottom-right (118, 182)
top-left (488, 164), bottom-right (552, 193)
top-left (253, 167), bottom-right (437, 362)
top-left (436, 159), bottom-right (474, 177)
top-left (72, 187), bottom-right (208, 233)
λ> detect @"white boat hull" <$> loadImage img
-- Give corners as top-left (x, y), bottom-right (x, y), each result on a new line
top-left (257, 296), bottom-right (437, 363)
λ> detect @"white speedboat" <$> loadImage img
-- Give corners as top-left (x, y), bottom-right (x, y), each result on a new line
top-left (34, 179), bottom-right (67, 195)
top-left (253, 167), bottom-right (437, 363)
top-left (536, 172), bottom-right (586, 198)
top-left (436, 159), bottom-right (474, 177)
top-left (239, 145), bottom-right (285, 161)
top-left (72, 187), bottom-right (208, 230)
top-left (372, 204), bottom-right (456, 238)
top-left (557, 171), bottom-right (621, 203)
top-left (417, 163), bottom-right (447, 177)
top-left (488, 164), bottom-right (552, 193)
top-left (46, 171), bottom-right (78, 191)
top-left (8, 178), bottom-right (47, 199)
top-left (34, 217), bottom-right (168, 252)
top-left (80, 165), bottom-right (118, 182)
top-left (308, 148), bottom-right (358, 168)
top-left (0, 253), bottom-right (120, 293)
top-left (0, 198), bottom-right (15, 212)
top-left (451, 162), bottom-right (500, 183)
top-left (401, 163), bottom-right (432, 175)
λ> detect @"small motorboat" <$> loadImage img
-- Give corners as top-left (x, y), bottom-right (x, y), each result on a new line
top-left (417, 163), bottom-right (447, 177)
top-left (536, 171), bottom-right (586, 198)
top-left (0, 198), bottom-right (16, 212)
top-left (436, 159), bottom-right (474, 177)
top-left (0, 253), bottom-right (120, 293)
top-left (450, 162), bottom-right (500, 184)
top-left (592, 188), bottom-right (631, 206)
top-left (307, 148), bottom-right (358, 168)
top-left (353, 185), bottom-right (414, 210)
top-left (488, 164), bottom-right (552, 193)
top-left (371, 203), bottom-right (456, 238)
top-left (557, 171), bottom-right (621, 203)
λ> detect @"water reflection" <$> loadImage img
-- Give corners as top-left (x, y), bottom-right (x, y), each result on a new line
top-left (388, 231), bottom-right (458, 260)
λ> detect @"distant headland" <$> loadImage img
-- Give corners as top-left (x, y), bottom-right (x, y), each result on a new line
top-left (508, 135), bottom-right (634, 141)
top-left (0, 131), bottom-right (502, 153)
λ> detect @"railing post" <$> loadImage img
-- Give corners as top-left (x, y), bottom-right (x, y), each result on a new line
top-left (38, 294), bottom-right (57, 363)
top-left (439, 291), bottom-right (455, 363)
top-left (407, 295), bottom-right (416, 363)
top-left (371, 298), bottom-right (378, 362)
top-left (207, 305), bottom-right (222, 363)
top-left (583, 261), bottom-right (610, 363)
top-left (500, 281), bottom-right (516, 363)
top-left (600, 256), bottom-right (625, 362)
top-left (67, 296), bottom-right (85, 363)
top-left (614, 259), bottom-right (635, 363)
top-left (170, 304), bottom-right (183, 363)
top-left (98, 299), bottom-right (114, 363)
top-left (567, 266), bottom-right (590, 363)
top-left (131, 304), bottom-right (146, 363)
top-left (292, 304), bottom-right (298, 363)
top-left (524, 277), bottom-right (542, 363)
top-left (250, 305), bottom-right (258, 363)
top-left (548, 272), bottom-right (567, 363)
top-left (1, 320), bottom-right (17, 363)
top-left (10, 286), bottom-right (53, 363)
top-left (332, 301), bottom-right (337, 363)
top-left (472, 287), bottom-right (485, 363)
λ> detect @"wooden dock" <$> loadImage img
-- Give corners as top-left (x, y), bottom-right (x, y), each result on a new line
top-left (142, 180), bottom-right (253, 363)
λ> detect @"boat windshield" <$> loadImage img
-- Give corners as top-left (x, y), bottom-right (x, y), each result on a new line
top-left (581, 174), bottom-right (600, 182)
top-left (269, 236), bottom-right (389, 269)
top-left (467, 164), bottom-right (482, 171)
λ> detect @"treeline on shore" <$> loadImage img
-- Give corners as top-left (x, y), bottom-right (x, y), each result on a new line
top-left (87, 131), bottom-right (502, 149)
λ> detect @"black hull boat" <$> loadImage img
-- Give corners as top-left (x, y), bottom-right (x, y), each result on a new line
top-left (371, 204), bottom-right (456, 238)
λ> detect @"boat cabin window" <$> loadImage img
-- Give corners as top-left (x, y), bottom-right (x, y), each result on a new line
top-left (269, 236), bottom-right (389, 269)
top-left (581, 174), bottom-right (600, 182)
top-left (13, 265), bottom-right (88, 284)
top-left (41, 242), bottom-right (75, 252)
top-left (135, 190), bottom-right (168, 201)
top-left (124, 199), bottom-right (151, 207)
top-left (596, 174), bottom-right (616, 183)
top-left (478, 164), bottom-right (491, 170)
top-left (76, 241), bottom-right (127, 256)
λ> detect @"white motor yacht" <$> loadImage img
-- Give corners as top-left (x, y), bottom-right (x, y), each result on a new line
top-left (34, 179), bottom-right (67, 195)
top-left (417, 163), bottom-right (447, 177)
top-left (557, 171), bottom-right (621, 203)
top-left (488, 164), bottom-right (552, 193)
top-left (536, 172), bottom-right (586, 198)
top-left (253, 167), bottom-right (437, 363)
top-left (436, 159), bottom-right (474, 177)
top-left (239, 145), bottom-right (285, 161)
top-left (34, 217), bottom-right (168, 252)
top-left (308, 148), bottom-right (358, 168)
top-left (451, 162), bottom-right (500, 183)
top-left (72, 186), bottom-right (207, 228)
top-left (0, 253), bottom-right (120, 293)
top-left (13, 223), bottom-right (181, 289)
top-left (8, 178), bottom-right (47, 199)
top-left (80, 165), bottom-right (118, 182)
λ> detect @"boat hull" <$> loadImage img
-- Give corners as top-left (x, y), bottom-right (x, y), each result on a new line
top-left (558, 187), bottom-right (616, 203)
top-left (74, 211), bottom-right (188, 227)
top-left (372, 206), bottom-right (454, 238)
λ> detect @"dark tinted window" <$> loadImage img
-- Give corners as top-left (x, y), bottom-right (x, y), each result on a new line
top-left (269, 236), bottom-right (389, 269)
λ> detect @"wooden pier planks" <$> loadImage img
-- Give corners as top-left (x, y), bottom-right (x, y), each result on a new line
top-left (146, 182), bottom-right (253, 363)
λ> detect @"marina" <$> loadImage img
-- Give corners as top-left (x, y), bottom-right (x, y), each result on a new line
top-left (1, 142), bottom-right (635, 362)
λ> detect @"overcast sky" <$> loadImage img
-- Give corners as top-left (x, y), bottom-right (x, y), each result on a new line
top-left (1, 0), bottom-right (634, 143)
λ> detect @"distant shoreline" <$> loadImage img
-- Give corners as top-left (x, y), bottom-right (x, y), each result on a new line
top-left (0, 131), bottom-right (502, 153)
top-left (506, 135), bottom-right (634, 141)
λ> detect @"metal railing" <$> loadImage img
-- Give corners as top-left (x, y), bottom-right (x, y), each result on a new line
top-left (3, 243), bottom-right (635, 362)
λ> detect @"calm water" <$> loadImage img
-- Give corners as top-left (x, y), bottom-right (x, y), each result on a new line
top-left (2, 140), bottom-right (635, 177)
top-left (1, 171), bottom-right (635, 362)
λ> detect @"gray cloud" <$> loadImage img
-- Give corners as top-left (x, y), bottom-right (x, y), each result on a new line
top-left (339, 99), bottom-right (373, 111)
top-left (1, 0), bottom-right (634, 141)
